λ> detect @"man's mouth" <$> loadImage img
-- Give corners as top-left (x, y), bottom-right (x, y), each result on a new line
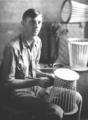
top-left (33, 29), bottom-right (39, 33)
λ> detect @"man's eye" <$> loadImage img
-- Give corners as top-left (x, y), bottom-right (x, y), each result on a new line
top-left (30, 20), bottom-right (41, 25)
top-left (31, 20), bottom-right (35, 24)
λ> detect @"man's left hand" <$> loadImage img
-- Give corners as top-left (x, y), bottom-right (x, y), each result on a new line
top-left (47, 73), bottom-right (55, 86)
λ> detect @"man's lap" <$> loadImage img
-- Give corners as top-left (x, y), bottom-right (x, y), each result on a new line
top-left (2, 87), bottom-right (82, 120)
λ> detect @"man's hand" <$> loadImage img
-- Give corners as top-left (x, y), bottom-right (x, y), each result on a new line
top-left (47, 73), bottom-right (55, 86)
top-left (38, 76), bottom-right (54, 88)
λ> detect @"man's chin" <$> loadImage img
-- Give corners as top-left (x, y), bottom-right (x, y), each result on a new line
top-left (33, 32), bottom-right (39, 36)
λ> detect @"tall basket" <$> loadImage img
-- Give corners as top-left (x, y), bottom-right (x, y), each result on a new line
top-left (68, 38), bottom-right (88, 71)
top-left (49, 68), bottom-right (79, 113)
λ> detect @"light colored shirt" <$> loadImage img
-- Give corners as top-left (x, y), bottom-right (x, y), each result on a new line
top-left (1, 34), bottom-right (42, 96)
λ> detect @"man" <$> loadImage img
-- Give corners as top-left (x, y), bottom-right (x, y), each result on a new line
top-left (0, 8), bottom-right (63, 120)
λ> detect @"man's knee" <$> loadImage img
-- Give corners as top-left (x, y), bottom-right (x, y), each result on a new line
top-left (49, 104), bottom-right (64, 119)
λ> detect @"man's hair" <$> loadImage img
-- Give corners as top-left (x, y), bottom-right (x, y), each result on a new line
top-left (22, 8), bottom-right (42, 21)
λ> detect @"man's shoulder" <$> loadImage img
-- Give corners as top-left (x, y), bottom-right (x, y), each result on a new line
top-left (34, 36), bottom-right (42, 47)
top-left (7, 35), bottom-right (21, 50)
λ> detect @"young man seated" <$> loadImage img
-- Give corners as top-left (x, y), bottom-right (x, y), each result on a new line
top-left (0, 8), bottom-right (64, 120)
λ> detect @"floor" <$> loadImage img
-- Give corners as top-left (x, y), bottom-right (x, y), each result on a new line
top-left (81, 118), bottom-right (88, 120)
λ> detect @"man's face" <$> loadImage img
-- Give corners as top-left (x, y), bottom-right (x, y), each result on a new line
top-left (22, 15), bottom-right (42, 36)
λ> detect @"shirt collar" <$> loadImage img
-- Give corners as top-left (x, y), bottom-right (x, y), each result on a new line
top-left (20, 34), bottom-right (37, 51)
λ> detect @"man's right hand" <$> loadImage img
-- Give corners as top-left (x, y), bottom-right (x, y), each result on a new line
top-left (38, 77), bottom-right (52, 88)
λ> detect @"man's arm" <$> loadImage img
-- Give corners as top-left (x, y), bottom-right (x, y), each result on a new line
top-left (4, 78), bottom-right (39, 89)
top-left (36, 37), bottom-right (42, 69)
top-left (35, 38), bottom-right (55, 85)
top-left (1, 44), bottom-right (40, 89)
top-left (1, 44), bottom-right (51, 90)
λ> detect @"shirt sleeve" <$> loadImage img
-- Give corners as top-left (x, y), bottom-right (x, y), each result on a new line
top-left (36, 38), bottom-right (42, 69)
top-left (1, 44), bottom-right (16, 84)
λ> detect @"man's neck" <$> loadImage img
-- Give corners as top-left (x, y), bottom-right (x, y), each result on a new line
top-left (22, 33), bottom-right (34, 42)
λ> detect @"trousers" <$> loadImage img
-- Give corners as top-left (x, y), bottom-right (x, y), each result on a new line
top-left (2, 87), bottom-right (82, 120)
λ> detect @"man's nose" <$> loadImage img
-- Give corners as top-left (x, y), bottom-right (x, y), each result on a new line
top-left (34, 21), bottom-right (41, 28)
top-left (34, 22), bottom-right (38, 28)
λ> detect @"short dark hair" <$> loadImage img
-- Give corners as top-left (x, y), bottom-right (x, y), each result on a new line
top-left (22, 8), bottom-right (42, 21)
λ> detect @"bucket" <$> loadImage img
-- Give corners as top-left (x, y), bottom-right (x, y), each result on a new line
top-left (68, 38), bottom-right (88, 71)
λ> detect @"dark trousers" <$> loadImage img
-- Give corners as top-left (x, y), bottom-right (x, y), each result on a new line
top-left (3, 91), bottom-right (63, 120)
top-left (2, 88), bottom-right (82, 120)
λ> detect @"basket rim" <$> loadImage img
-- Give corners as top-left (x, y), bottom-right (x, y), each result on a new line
top-left (67, 38), bottom-right (88, 45)
top-left (54, 68), bottom-right (79, 81)
top-left (67, 38), bottom-right (88, 41)
top-left (67, 37), bottom-right (88, 40)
